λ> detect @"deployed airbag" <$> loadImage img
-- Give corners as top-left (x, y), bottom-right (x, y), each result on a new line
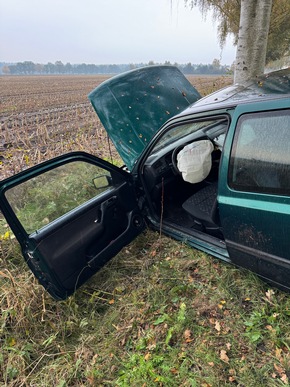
top-left (177, 140), bottom-right (214, 183)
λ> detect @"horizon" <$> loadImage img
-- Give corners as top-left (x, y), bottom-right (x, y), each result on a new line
top-left (0, 0), bottom-right (236, 65)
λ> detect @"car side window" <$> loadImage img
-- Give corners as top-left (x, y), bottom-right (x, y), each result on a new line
top-left (229, 109), bottom-right (290, 195)
top-left (5, 161), bottom-right (112, 234)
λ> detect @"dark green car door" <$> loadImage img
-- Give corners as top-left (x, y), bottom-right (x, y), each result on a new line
top-left (0, 152), bottom-right (144, 300)
top-left (219, 99), bottom-right (290, 290)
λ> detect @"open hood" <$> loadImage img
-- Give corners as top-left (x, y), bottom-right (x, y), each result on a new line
top-left (88, 66), bottom-right (201, 170)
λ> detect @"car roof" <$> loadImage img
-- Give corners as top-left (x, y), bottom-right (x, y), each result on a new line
top-left (180, 67), bottom-right (290, 116)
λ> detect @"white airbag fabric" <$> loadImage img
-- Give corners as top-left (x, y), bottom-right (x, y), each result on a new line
top-left (177, 140), bottom-right (214, 183)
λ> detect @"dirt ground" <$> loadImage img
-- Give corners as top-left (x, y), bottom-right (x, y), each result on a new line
top-left (0, 74), bottom-right (232, 179)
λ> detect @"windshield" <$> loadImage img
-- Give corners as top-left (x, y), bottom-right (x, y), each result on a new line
top-left (152, 119), bottom-right (225, 152)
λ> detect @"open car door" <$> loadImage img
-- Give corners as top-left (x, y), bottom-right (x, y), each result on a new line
top-left (0, 152), bottom-right (144, 300)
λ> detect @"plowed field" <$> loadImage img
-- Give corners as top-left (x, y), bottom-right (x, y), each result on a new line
top-left (0, 74), bottom-right (232, 179)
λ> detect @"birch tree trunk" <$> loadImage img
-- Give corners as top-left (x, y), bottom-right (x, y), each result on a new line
top-left (234, 0), bottom-right (273, 84)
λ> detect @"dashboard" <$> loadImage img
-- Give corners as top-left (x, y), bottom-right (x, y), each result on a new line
top-left (142, 121), bottom-right (227, 192)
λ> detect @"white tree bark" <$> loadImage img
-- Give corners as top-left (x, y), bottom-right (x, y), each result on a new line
top-left (234, 0), bottom-right (273, 84)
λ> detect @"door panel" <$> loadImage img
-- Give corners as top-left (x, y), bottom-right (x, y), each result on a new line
top-left (0, 152), bottom-right (144, 299)
top-left (219, 104), bottom-right (290, 290)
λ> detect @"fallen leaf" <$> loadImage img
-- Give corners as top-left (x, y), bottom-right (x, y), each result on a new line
top-left (274, 363), bottom-right (285, 376)
top-left (281, 374), bottom-right (288, 384)
top-left (0, 231), bottom-right (10, 240)
top-left (215, 321), bottom-right (221, 332)
top-left (147, 342), bottom-right (156, 351)
top-left (220, 350), bottom-right (229, 363)
top-left (7, 337), bottom-right (16, 346)
top-left (275, 347), bottom-right (283, 360)
top-left (183, 328), bottom-right (193, 342)
top-left (92, 354), bottom-right (98, 364)
top-left (265, 289), bottom-right (275, 301)
top-left (183, 329), bottom-right (191, 340)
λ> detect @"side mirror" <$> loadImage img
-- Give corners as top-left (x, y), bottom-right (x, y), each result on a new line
top-left (92, 175), bottom-right (112, 190)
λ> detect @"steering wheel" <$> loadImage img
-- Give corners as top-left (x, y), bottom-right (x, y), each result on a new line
top-left (171, 145), bottom-right (184, 175)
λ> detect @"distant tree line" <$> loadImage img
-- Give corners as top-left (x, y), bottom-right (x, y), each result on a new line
top-left (1, 60), bottom-right (231, 75)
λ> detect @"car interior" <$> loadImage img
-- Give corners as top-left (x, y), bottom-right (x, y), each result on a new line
top-left (141, 117), bottom-right (229, 241)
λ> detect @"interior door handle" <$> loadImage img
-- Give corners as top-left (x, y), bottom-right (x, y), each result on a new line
top-left (107, 196), bottom-right (117, 205)
top-left (95, 196), bottom-right (117, 223)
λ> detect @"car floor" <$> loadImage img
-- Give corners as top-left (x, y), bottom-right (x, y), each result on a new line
top-left (161, 179), bottom-right (204, 229)
top-left (160, 175), bottom-right (224, 240)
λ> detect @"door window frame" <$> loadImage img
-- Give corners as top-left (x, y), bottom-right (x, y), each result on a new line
top-left (228, 109), bottom-right (290, 196)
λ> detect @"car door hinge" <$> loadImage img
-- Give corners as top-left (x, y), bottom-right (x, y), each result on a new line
top-left (25, 251), bottom-right (54, 289)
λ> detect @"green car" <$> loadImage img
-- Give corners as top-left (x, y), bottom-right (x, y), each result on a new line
top-left (1, 65), bottom-right (290, 300)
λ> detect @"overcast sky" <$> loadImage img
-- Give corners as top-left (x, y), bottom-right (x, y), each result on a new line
top-left (0, 0), bottom-right (236, 65)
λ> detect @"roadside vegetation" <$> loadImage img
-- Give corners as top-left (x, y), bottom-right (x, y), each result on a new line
top-left (1, 75), bottom-right (290, 386)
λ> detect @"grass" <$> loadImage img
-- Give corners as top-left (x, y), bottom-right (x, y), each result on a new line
top-left (1, 75), bottom-right (290, 386)
top-left (2, 231), bottom-right (290, 386)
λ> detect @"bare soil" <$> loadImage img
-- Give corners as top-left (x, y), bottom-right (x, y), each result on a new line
top-left (0, 74), bottom-right (232, 179)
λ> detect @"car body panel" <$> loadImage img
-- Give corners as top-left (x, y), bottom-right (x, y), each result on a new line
top-left (218, 97), bottom-right (290, 290)
top-left (88, 66), bottom-right (201, 170)
top-left (179, 68), bottom-right (290, 116)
